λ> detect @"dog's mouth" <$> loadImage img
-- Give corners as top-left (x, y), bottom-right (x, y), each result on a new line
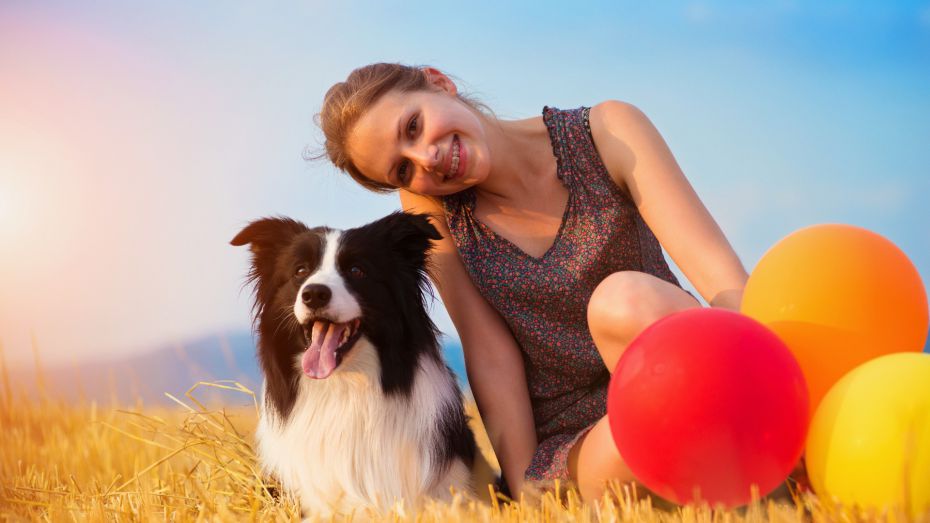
top-left (300, 318), bottom-right (362, 379)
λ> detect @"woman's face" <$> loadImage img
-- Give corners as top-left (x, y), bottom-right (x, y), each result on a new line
top-left (346, 86), bottom-right (490, 196)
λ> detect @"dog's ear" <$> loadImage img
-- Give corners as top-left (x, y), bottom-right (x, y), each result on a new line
top-left (231, 217), bottom-right (309, 255)
top-left (391, 211), bottom-right (442, 240)
top-left (401, 212), bottom-right (443, 242)
top-left (365, 211), bottom-right (442, 265)
top-left (384, 211), bottom-right (442, 248)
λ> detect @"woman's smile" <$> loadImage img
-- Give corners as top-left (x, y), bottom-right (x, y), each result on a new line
top-left (346, 88), bottom-right (489, 196)
top-left (443, 135), bottom-right (466, 182)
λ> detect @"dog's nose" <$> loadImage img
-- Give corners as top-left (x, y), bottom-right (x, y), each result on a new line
top-left (301, 284), bottom-right (331, 309)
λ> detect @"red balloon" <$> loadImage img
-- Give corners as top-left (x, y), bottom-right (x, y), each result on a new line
top-left (607, 308), bottom-right (809, 507)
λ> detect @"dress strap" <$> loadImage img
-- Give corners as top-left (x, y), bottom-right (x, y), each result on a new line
top-left (582, 106), bottom-right (592, 140)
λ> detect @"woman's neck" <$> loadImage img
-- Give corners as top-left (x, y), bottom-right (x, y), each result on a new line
top-left (474, 115), bottom-right (557, 207)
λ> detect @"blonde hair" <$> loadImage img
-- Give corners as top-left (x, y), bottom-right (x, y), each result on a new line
top-left (313, 63), bottom-right (487, 193)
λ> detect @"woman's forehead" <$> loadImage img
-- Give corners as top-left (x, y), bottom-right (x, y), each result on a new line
top-left (354, 91), bottom-right (404, 141)
top-left (346, 91), bottom-right (407, 183)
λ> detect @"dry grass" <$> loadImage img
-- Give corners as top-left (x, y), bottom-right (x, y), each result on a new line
top-left (0, 352), bottom-right (924, 522)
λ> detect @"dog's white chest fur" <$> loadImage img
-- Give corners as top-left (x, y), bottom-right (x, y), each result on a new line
top-left (255, 339), bottom-right (471, 516)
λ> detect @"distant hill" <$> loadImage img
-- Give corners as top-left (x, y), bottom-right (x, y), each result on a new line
top-left (7, 328), bottom-right (927, 408)
top-left (6, 330), bottom-right (468, 408)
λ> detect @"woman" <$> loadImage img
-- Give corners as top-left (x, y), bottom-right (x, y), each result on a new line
top-left (317, 63), bottom-right (748, 501)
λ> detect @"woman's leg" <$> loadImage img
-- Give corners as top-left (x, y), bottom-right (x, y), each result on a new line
top-left (567, 271), bottom-right (701, 502)
top-left (587, 271), bottom-right (701, 373)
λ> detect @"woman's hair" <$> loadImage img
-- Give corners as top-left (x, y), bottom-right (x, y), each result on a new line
top-left (313, 63), bottom-right (487, 194)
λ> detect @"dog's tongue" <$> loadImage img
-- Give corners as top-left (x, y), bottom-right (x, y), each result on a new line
top-left (301, 321), bottom-right (346, 379)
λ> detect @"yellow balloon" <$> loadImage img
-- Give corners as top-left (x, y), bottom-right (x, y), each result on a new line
top-left (806, 353), bottom-right (930, 518)
top-left (741, 224), bottom-right (928, 412)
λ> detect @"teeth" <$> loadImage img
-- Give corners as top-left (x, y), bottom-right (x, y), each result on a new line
top-left (311, 321), bottom-right (327, 345)
top-left (448, 137), bottom-right (460, 179)
top-left (338, 319), bottom-right (360, 346)
top-left (307, 319), bottom-right (360, 347)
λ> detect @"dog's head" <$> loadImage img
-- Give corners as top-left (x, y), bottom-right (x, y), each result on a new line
top-left (231, 212), bottom-right (443, 418)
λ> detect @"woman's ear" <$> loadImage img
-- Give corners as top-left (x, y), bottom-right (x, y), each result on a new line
top-left (422, 67), bottom-right (458, 95)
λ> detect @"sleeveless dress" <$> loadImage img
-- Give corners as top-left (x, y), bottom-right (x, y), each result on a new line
top-left (441, 106), bottom-right (691, 483)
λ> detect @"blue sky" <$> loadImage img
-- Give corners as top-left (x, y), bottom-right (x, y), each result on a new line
top-left (1, 1), bottom-right (928, 367)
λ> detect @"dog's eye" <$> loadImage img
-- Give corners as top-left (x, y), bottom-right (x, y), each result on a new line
top-left (295, 265), bottom-right (309, 279)
top-left (349, 266), bottom-right (365, 279)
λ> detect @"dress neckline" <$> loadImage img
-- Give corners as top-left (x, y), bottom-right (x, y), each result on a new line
top-left (458, 106), bottom-right (572, 262)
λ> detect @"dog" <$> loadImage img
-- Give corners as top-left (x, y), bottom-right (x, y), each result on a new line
top-left (231, 212), bottom-right (491, 517)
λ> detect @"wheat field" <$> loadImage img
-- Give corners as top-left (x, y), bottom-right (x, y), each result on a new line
top-left (0, 351), bottom-right (922, 522)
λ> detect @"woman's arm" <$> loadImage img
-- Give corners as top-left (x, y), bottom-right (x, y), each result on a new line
top-left (589, 101), bottom-right (749, 310)
top-left (399, 190), bottom-right (538, 495)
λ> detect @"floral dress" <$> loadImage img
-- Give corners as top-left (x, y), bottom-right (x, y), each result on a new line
top-left (441, 106), bottom-right (689, 483)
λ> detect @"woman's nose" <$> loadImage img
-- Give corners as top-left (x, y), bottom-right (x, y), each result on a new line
top-left (407, 143), bottom-right (440, 172)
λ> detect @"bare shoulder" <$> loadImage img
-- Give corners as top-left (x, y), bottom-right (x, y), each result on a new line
top-left (587, 100), bottom-right (656, 199)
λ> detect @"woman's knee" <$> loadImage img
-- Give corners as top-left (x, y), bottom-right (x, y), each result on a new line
top-left (588, 272), bottom-right (661, 339)
top-left (588, 271), bottom-right (699, 350)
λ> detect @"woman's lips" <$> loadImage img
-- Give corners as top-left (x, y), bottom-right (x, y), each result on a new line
top-left (456, 136), bottom-right (466, 179)
top-left (447, 135), bottom-right (465, 181)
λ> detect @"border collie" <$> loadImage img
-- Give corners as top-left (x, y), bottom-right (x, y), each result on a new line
top-left (231, 212), bottom-right (487, 517)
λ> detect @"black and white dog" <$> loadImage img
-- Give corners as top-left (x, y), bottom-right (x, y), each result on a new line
top-left (231, 212), bottom-right (487, 517)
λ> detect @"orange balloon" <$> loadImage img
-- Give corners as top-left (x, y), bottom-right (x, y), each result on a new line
top-left (741, 224), bottom-right (928, 413)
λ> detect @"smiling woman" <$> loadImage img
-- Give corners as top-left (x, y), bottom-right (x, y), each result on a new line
top-left (314, 63), bottom-right (749, 502)
top-left (314, 64), bottom-right (491, 195)
top-left (347, 86), bottom-right (489, 195)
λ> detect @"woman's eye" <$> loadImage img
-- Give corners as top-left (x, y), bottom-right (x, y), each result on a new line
top-left (397, 160), bottom-right (411, 185)
top-left (394, 115), bottom-right (418, 186)
top-left (349, 266), bottom-right (365, 279)
top-left (295, 266), bottom-right (309, 278)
